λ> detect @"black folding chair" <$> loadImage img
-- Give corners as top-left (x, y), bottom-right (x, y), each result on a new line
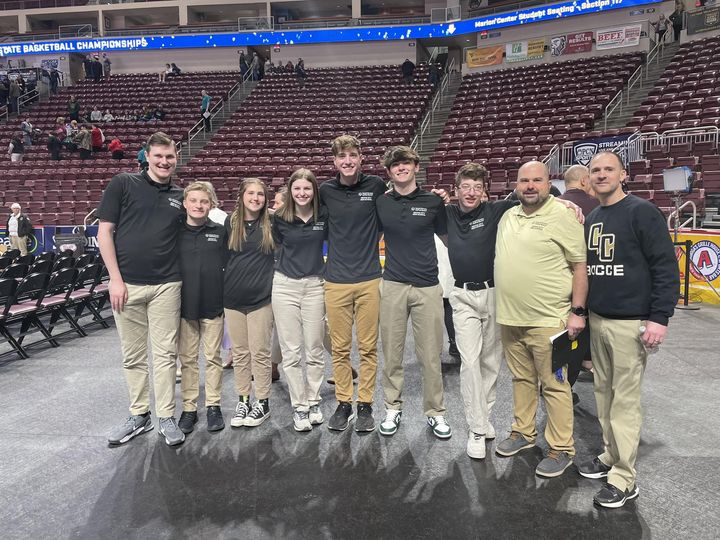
top-left (38, 267), bottom-right (87, 339)
top-left (0, 277), bottom-right (25, 359)
top-left (68, 263), bottom-right (110, 330)
top-left (52, 257), bottom-right (75, 272)
top-left (29, 259), bottom-right (54, 275)
top-left (35, 252), bottom-right (56, 263)
top-left (0, 258), bottom-right (14, 271)
top-left (3, 249), bottom-right (20, 260)
top-left (15, 254), bottom-right (35, 265)
top-left (1, 263), bottom-right (29, 280)
top-left (75, 253), bottom-right (96, 268)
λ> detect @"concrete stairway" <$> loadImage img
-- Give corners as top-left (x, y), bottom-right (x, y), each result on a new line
top-left (603, 41), bottom-right (680, 131)
top-left (702, 207), bottom-right (720, 229)
top-left (414, 72), bottom-right (463, 185)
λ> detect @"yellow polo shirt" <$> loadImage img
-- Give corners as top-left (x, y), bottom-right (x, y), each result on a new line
top-left (495, 196), bottom-right (586, 327)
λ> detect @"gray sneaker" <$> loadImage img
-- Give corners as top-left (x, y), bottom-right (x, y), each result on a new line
top-left (107, 414), bottom-right (153, 445)
top-left (536, 450), bottom-right (573, 478)
top-left (496, 431), bottom-right (534, 457)
top-left (158, 417), bottom-right (185, 446)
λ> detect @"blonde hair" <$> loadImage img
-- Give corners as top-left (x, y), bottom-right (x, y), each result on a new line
top-left (184, 181), bottom-right (219, 207)
top-left (228, 178), bottom-right (274, 254)
top-left (277, 168), bottom-right (319, 223)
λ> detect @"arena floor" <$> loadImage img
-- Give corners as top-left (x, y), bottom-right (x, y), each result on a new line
top-left (0, 304), bottom-right (718, 540)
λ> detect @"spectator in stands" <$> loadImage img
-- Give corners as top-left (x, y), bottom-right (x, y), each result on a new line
top-left (266, 59), bottom-right (275, 72)
top-left (137, 143), bottom-right (148, 171)
top-left (75, 126), bottom-right (92, 160)
top-left (6, 203), bottom-right (32, 256)
top-left (200, 90), bottom-right (212, 132)
top-left (494, 160), bottom-right (587, 479)
top-left (99, 131), bottom-right (186, 447)
top-left (141, 106), bottom-right (154, 122)
top-left (401, 58), bottom-right (416, 85)
top-left (177, 181), bottom-right (228, 435)
top-left (91, 125), bottom-right (105, 152)
top-left (91, 56), bottom-right (103, 83)
top-left (49, 68), bottom-right (60, 94)
top-left (239, 51), bottom-right (249, 79)
top-left (295, 58), bottom-right (307, 87)
top-left (159, 64), bottom-right (172, 83)
top-left (20, 117), bottom-right (33, 146)
top-left (132, 109), bottom-right (143, 121)
top-left (108, 137), bottom-right (124, 160)
top-left (103, 54), bottom-right (112, 78)
top-left (7, 133), bottom-right (24, 162)
top-left (285, 60), bottom-right (294, 72)
top-left (90, 105), bottom-right (103, 123)
top-left (54, 116), bottom-right (66, 138)
top-left (225, 178), bottom-right (276, 429)
top-left (577, 151), bottom-right (679, 509)
top-left (9, 78), bottom-right (20, 114)
top-left (272, 186), bottom-right (287, 212)
top-left (170, 63), bottom-right (181, 76)
top-left (669, 2), bottom-right (685, 41)
top-left (559, 165), bottom-right (599, 216)
top-left (67, 95), bottom-right (81, 121)
top-left (251, 53), bottom-right (261, 81)
top-left (376, 146), bottom-right (451, 439)
top-left (16, 75), bottom-right (26, 95)
top-left (154, 105), bottom-right (166, 121)
top-left (83, 55), bottom-right (93, 79)
top-left (0, 77), bottom-right (8, 108)
top-left (428, 63), bottom-right (441, 87)
top-left (102, 110), bottom-right (114, 122)
top-left (651, 14), bottom-right (669, 43)
top-left (47, 131), bottom-right (62, 161)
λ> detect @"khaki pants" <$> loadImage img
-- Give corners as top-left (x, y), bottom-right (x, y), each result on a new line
top-left (589, 312), bottom-right (647, 491)
top-left (450, 286), bottom-right (503, 435)
top-left (272, 272), bottom-right (326, 411)
top-left (225, 304), bottom-right (274, 400)
top-left (501, 324), bottom-right (575, 455)
top-left (380, 280), bottom-right (446, 417)
top-left (325, 278), bottom-right (380, 404)
top-left (9, 235), bottom-right (27, 256)
top-left (113, 281), bottom-right (182, 418)
top-left (178, 315), bottom-right (224, 410)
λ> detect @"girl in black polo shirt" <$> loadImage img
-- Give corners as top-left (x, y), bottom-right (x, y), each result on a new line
top-left (224, 178), bottom-right (276, 428)
top-left (272, 169), bottom-right (328, 432)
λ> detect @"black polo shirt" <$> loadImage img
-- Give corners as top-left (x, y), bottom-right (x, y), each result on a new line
top-left (376, 187), bottom-right (447, 287)
top-left (446, 200), bottom-right (516, 285)
top-left (179, 220), bottom-right (228, 321)
top-left (272, 207), bottom-right (327, 279)
top-left (96, 171), bottom-right (184, 285)
top-left (319, 173), bottom-right (386, 284)
top-left (223, 216), bottom-right (275, 312)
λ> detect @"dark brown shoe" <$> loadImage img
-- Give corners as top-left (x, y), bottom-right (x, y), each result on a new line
top-left (272, 363), bottom-right (280, 382)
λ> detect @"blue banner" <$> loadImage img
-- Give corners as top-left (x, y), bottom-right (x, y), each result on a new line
top-left (572, 134), bottom-right (631, 166)
top-left (0, 226), bottom-right (99, 255)
top-left (0, 0), bottom-right (658, 57)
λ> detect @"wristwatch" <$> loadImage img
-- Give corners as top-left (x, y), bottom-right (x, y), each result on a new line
top-left (570, 306), bottom-right (588, 317)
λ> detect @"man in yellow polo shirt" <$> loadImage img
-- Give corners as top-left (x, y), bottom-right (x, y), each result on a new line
top-left (494, 160), bottom-right (588, 478)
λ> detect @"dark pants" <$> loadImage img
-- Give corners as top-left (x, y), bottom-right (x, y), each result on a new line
top-left (443, 298), bottom-right (455, 344)
top-left (50, 149), bottom-right (61, 160)
top-left (202, 114), bottom-right (211, 131)
top-left (69, 112), bottom-right (79, 121)
top-left (79, 148), bottom-right (91, 160)
top-left (673, 26), bottom-right (681, 41)
top-left (112, 151), bottom-right (125, 160)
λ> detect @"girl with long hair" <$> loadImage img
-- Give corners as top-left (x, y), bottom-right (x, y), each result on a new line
top-left (272, 168), bottom-right (328, 431)
top-left (224, 178), bottom-right (276, 428)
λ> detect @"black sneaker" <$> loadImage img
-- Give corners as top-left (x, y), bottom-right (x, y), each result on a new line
top-left (245, 399), bottom-right (270, 427)
top-left (206, 406), bottom-right (225, 432)
top-left (578, 456), bottom-right (612, 479)
top-left (354, 403), bottom-right (375, 432)
top-left (178, 411), bottom-right (198, 434)
top-left (594, 483), bottom-right (639, 508)
top-left (328, 402), bottom-right (354, 431)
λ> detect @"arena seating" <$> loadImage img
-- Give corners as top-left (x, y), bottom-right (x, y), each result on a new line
top-left (426, 52), bottom-right (644, 195)
top-left (0, 71), bottom-right (239, 224)
top-left (176, 65), bottom-right (437, 211)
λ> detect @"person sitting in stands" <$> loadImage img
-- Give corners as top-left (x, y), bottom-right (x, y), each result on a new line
top-left (75, 126), bottom-right (92, 160)
top-left (102, 110), bottom-right (114, 122)
top-left (90, 105), bottom-right (102, 122)
top-left (285, 60), bottom-right (294, 72)
top-left (91, 125), bottom-right (105, 152)
top-left (133, 109), bottom-right (143, 121)
top-left (54, 117), bottom-right (67, 143)
top-left (159, 64), bottom-right (171, 83)
top-left (108, 137), bottom-right (124, 160)
top-left (48, 131), bottom-right (62, 161)
top-left (154, 105), bottom-right (166, 121)
top-left (141, 106), bottom-right (154, 122)
top-left (170, 63), bottom-right (181, 76)
top-left (8, 133), bottom-right (24, 162)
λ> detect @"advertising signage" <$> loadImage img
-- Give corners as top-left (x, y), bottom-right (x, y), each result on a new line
top-left (0, 0), bottom-right (659, 57)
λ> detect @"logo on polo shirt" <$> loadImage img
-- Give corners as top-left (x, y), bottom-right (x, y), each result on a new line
top-left (411, 206), bottom-right (427, 217)
top-left (587, 222), bottom-right (624, 276)
top-left (168, 197), bottom-right (182, 210)
top-left (358, 192), bottom-right (374, 202)
top-left (470, 217), bottom-right (485, 230)
top-left (312, 221), bottom-right (325, 231)
top-left (205, 233), bottom-right (220, 242)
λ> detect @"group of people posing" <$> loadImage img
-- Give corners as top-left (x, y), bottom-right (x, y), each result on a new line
top-left (99, 132), bottom-right (678, 510)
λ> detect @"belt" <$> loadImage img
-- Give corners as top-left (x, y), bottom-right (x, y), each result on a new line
top-left (455, 279), bottom-right (494, 291)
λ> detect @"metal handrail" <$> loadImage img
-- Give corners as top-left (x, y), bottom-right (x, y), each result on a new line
top-left (646, 39), bottom-right (662, 75)
top-left (17, 89), bottom-right (37, 112)
top-left (0, 105), bottom-right (8, 122)
top-left (411, 57), bottom-right (455, 151)
top-left (603, 90), bottom-right (623, 131)
top-left (668, 201), bottom-right (697, 230)
top-left (542, 144), bottom-right (560, 176)
top-left (626, 65), bottom-right (643, 105)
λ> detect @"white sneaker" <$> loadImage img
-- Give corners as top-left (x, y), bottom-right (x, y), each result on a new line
top-left (230, 400), bottom-right (250, 428)
top-left (379, 409), bottom-right (402, 436)
top-left (467, 430), bottom-right (486, 459)
top-left (308, 405), bottom-right (324, 425)
top-left (487, 423), bottom-right (496, 440)
top-left (427, 415), bottom-right (452, 439)
top-left (293, 409), bottom-right (312, 432)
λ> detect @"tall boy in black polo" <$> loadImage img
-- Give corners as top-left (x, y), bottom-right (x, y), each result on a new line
top-left (376, 146), bottom-right (452, 440)
top-left (98, 132), bottom-right (186, 447)
top-left (177, 182), bottom-right (229, 434)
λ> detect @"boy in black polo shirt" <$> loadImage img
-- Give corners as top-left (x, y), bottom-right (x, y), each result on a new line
top-left (177, 182), bottom-right (229, 435)
top-left (98, 132), bottom-right (186, 447)
top-left (376, 146), bottom-right (451, 439)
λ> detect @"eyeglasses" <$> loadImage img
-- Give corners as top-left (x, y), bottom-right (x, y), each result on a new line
top-left (457, 184), bottom-right (485, 193)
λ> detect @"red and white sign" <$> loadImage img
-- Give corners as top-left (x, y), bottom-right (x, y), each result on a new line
top-left (596, 24), bottom-right (642, 50)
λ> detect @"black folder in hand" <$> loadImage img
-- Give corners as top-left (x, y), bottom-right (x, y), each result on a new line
top-left (550, 327), bottom-right (590, 373)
